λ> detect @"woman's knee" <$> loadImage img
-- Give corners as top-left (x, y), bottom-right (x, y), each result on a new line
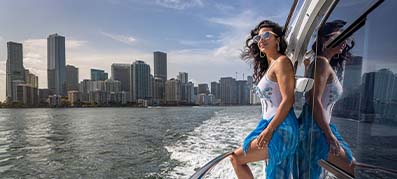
top-left (230, 152), bottom-right (244, 166)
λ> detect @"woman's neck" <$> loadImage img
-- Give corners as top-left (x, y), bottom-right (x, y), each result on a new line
top-left (323, 51), bottom-right (337, 62)
top-left (265, 51), bottom-right (281, 64)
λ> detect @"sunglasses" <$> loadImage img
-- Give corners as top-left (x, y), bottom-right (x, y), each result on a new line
top-left (253, 31), bottom-right (278, 43)
top-left (324, 33), bottom-right (353, 47)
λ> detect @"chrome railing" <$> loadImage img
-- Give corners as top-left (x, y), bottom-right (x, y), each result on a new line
top-left (189, 152), bottom-right (233, 179)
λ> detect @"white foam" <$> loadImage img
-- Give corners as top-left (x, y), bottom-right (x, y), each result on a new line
top-left (165, 107), bottom-right (266, 178)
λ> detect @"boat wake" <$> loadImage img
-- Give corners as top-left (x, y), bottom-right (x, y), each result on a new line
top-left (165, 107), bottom-right (266, 178)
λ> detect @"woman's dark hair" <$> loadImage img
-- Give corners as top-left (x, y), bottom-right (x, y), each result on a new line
top-left (241, 20), bottom-right (287, 84)
top-left (313, 20), bottom-right (355, 78)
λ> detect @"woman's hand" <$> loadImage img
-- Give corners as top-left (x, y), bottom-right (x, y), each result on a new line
top-left (257, 127), bottom-right (274, 149)
top-left (326, 134), bottom-right (341, 156)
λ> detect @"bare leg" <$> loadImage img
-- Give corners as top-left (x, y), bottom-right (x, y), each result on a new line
top-left (230, 138), bottom-right (268, 179)
top-left (327, 148), bottom-right (356, 176)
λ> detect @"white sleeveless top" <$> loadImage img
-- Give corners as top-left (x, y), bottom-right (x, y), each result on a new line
top-left (253, 60), bottom-right (282, 119)
top-left (320, 77), bottom-right (343, 124)
top-left (306, 61), bottom-right (344, 124)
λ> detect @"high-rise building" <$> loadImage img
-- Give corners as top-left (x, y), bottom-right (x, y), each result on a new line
top-left (194, 86), bottom-right (198, 95)
top-left (91, 68), bottom-right (108, 81)
top-left (360, 72), bottom-right (376, 114)
top-left (198, 84), bottom-right (209, 95)
top-left (343, 56), bottom-right (363, 95)
top-left (374, 69), bottom-right (394, 103)
top-left (16, 84), bottom-right (38, 105)
top-left (149, 74), bottom-right (153, 101)
top-left (66, 65), bottom-right (79, 91)
top-left (153, 77), bottom-right (165, 105)
top-left (393, 74), bottom-right (397, 101)
top-left (67, 91), bottom-right (80, 106)
top-left (187, 82), bottom-right (195, 104)
top-left (6, 42), bottom-right (25, 101)
top-left (178, 72), bottom-right (188, 84)
top-left (39, 88), bottom-right (50, 104)
top-left (220, 77), bottom-right (237, 105)
top-left (79, 79), bottom-right (92, 102)
top-left (154, 51), bottom-right (167, 102)
top-left (131, 60), bottom-right (151, 101)
top-left (154, 51), bottom-right (167, 81)
top-left (178, 72), bottom-right (189, 103)
top-left (111, 64), bottom-right (130, 91)
top-left (165, 78), bottom-right (181, 105)
top-left (24, 70), bottom-right (38, 89)
top-left (197, 93), bottom-right (209, 105)
top-left (47, 33), bottom-right (66, 96)
top-left (237, 80), bottom-right (249, 105)
top-left (180, 83), bottom-right (188, 103)
top-left (104, 79), bottom-right (121, 93)
top-left (210, 81), bottom-right (220, 99)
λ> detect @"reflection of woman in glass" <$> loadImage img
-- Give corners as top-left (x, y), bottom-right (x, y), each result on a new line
top-left (229, 20), bottom-right (298, 179)
top-left (295, 20), bottom-right (355, 178)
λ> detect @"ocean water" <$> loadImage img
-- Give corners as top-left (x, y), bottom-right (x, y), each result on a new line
top-left (0, 106), bottom-right (396, 178)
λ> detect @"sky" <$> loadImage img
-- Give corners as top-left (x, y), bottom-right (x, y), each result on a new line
top-left (0, 0), bottom-right (293, 101)
top-left (0, 0), bottom-right (396, 102)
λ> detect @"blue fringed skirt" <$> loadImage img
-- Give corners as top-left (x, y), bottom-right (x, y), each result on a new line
top-left (242, 108), bottom-right (299, 179)
top-left (294, 103), bottom-right (354, 179)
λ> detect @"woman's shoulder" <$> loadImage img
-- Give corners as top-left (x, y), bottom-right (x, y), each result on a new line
top-left (275, 55), bottom-right (294, 70)
top-left (315, 56), bottom-right (332, 70)
top-left (276, 55), bottom-right (291, 63)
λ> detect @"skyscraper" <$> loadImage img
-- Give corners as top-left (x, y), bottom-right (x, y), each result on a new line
top-left (153, 77), bottom-right (165, 105)
top-left (343, 56), bottom-right (363, 95)
top-left (236, 80), bottom-right (249, 105)
top-left (165, 78), bottom-right (181, 105)
top-left (6, 42), bottom-right (25, 101)
top-left (24, 69), bottom-right (38, 88)
top-left (178, 72), bottom-right (189, 103)
top-left (154, 51), bottom-right (167, 102)
top-left (220, 77), bottom-right (237, 105)
top-left (47, 33), bottom-right (66, 96)
top-left (178, 72), bottom-right (188, 84)
top-left (187, 82), bottom-right (195, 104)
top-left (131, 60), bottom-right (151, 101)
top-left (104, 79), bottom-right (121, 93)
top-left (66, 65), bottom-right (79, 91)
top-left (91, 68), bottom-right (108, 81)
top-left (210, 81), bottom-right (219, 99)
top-left (154, 51), bottom-right (167, 81)
top-left (198, 84), bottom-right (209, 95)
top-left (111, 63), bottom-right (131, 93)
top-left (374, 69), bottom-right (394, 103)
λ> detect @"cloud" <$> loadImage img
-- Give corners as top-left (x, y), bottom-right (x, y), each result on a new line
top-left (0, 61), bottom-right (5, 75)
top-left (205, 34), bottom-right (214, 38)
top-left (0, 35), bottom-right (5, 62)
top-left (178, 39), bottom-right (218, 46)
top-left (208, 10), bottom-right (256, 29)
top-left (154, 0), bottom-right (204, 10)
top-left (206, 10), bottom-right (261, 59)
top-left (213, 3), bottom-right (235, 12)
top-left (100, 31), bottom-right (137, 45)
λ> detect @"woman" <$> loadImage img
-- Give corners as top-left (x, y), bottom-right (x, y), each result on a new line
top-left (295, 20), bottom-right (356, 179)
top-left (229, 20), bottom-right (298, 179)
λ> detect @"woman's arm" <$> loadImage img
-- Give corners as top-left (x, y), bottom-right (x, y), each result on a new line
top-left (257, 56), bottom-right (295, 148)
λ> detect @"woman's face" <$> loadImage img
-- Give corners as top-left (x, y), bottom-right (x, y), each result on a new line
top-left (324, 31), bottom-right (347, 56)
top-left (257, 27), bottom-right (279, 54)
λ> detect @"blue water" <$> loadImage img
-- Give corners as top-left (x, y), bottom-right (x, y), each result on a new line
top-left (0, 106), bottom-right (396, 178)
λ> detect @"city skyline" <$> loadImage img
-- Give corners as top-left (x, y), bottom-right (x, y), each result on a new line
top-left (0, 0), bottom-right (291, 101)
top-left (3, 33), bottom-right (257, 106)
